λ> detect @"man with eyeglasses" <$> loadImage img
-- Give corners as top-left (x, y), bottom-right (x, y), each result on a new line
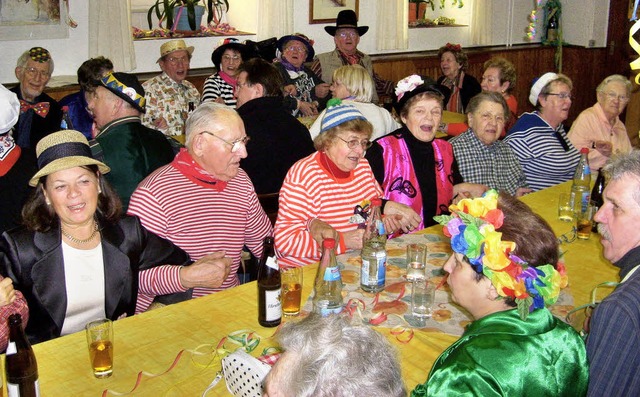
top-left (234, 58), bottom-right (315, 195)
top-left (309, 10), bottom-right (392, 105)
top-left (568, 74), bottom-right (633, 171)
top-left (142, 39), bottom-right (201, 137)
top-left (129, 102), bottom-right (272, 301)
top-left (11, 47), bottom-right (63, 150)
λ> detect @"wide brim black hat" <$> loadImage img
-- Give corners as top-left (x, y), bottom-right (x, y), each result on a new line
top-left (100, 72), bottom-right (146, 114)
top-left (324, 9), bottom-right (369, 36)
top-left (393, 82), bottom-right (451, 116)
top-left (211, 40), bottom-right (255, 70)
top-left (277, 34), bottom-right (315, 63)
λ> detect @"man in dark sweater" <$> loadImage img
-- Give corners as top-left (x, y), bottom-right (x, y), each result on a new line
top-left (235, 58), bottom-right (315, 195)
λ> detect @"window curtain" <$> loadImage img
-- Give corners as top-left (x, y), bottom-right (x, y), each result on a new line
top-left (376, 0), bottom-right (408, 51)
top-left (470, 0), bottom-right (492, 46)
top-left (257, 0), bottom-right (293, 40)
top-left (88, 0), bottom-right (136, 71)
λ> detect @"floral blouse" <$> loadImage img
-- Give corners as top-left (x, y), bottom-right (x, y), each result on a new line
top-left (142, 72), bottom-right (200, 136)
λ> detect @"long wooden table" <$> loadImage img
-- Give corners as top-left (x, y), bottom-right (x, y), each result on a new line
top-left (21, 181), bottom-right (618, 396)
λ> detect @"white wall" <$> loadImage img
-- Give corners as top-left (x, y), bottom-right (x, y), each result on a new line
top-left (0, 0), bottom-right (609, 85)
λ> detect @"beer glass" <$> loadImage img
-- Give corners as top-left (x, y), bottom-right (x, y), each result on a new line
top-left (576, 201), bottom-right (597, 240)
top-left (281, 267), bottom-right (303, 316)
top-left (86, 319), bottom-right (114, 378)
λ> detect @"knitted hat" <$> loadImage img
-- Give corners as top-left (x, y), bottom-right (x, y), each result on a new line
top-left (320, 99), bottom-right (366, 133)
top-left (529, 72), bottom-right (558, 106)
top-left (100, 72), bottom-right (146, 113)
top-left (29, 130), bottom-right (110, 186)
top-left (277, 33), bottom-right (315, 62)
top-left (211, 38), bottom-right (254, 70)
top-left (28, 47), bottom-right (51, 63)
top-left (158, 39), bottom-right (194, 62)
top-left (325, 10), bottom-right (368, 36)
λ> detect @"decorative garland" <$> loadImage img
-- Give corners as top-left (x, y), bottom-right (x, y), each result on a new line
top-left (631, 0), bottom-right (640, 85)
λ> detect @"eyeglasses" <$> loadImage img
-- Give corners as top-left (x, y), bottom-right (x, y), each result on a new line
top-left (285, 46), bottom-right (307, 54)
top-left (337, 31), bottom-right (359, 39)
top-left (222, 55), bottom-right (241, 62)
top-left (337, 136), bottom-right (372, 150)
top-left (478, 112), bottom-right (505, 124)
top-left (603, 91), bottom-right (630, 102)
top-left (24, 67), bottom-right (50, 79)
top-left (557, 226), bottom-right (577, 244)
top-left (166, 56), bottom-right (189, 64)
top-left (546, 92), bottom-right (572, 100)
top-left (200, 131), bottom-right (250, 152)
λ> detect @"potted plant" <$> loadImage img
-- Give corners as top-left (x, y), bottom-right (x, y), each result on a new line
top-left (408, 0), bottom-right (429, 23)
top-left (147, 0), bottom-right (229, 31)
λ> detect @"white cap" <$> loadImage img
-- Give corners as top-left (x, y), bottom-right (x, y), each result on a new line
top-left (0, 84), bottom-right (19, 135)
top-left (529, 72), bottom-right (558, 106)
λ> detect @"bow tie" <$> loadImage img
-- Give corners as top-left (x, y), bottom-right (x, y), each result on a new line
top-left (19, 100), bottom-right (50, 118)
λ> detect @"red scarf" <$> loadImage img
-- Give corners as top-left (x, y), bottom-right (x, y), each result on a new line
top-left (219, 71), bottom-right (237, 92)
top-left (171, 148), bottom-right (227, 191)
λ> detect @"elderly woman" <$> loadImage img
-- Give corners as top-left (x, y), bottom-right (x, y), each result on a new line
top-left (275, 100), bottom-right (420, 268)
top-left (275, 33), bottom-right (330, 117)
top-left (436, 43), bottom-right (481, 113)
top-left (264, 313), bottom-right (406, 397)
top-left (446, 57), bottom-right (518, 137)
top-left (309, 65), bottom-right (400, 141)
top-left (568, 74), bottom-right (632, 171)
top-left (365, 75), bottom-right (486, 231)
top-left (412, 191), bottom-right (588, 396)
top-left (450, 92), bottom-right (530, 196)
top-left (504, 72), bottom-right (580, 191)
top-left (0, 130), bottom-right (230, 344)
top-left (202, 38), bottom-right (254, 108)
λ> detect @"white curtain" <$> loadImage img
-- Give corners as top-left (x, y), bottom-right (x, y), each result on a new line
top-left (88, 0), bottom-right (136, 71)
top-left (470, 0), bottom-right (492, 46)
top-left (376, 0), bottom-right (408, 51)
top-left (257, 0), bottom-right (293, 40)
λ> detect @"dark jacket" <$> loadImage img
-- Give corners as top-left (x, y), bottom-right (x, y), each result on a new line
top-left (437, 73), bottom-right (482, 113)
top-left (0, 216), bottom-right (190, 344)
top-left (90, 116), bottom-right (176, 212)
top-left (238, 96), bottom-right (315, 194)
top-left (10, 86), bottom-right (63, 149)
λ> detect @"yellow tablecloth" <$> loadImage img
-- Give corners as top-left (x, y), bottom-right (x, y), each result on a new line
top-left (23, 181), bottom-right (618, 396)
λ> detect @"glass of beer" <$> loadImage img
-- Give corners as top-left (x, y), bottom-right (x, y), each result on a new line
top-left (576, 201), bottom-right (597, 240)
top-left (86, 319), bottom-right (114, 378)
top-left (281, 267), bottom-right (303, 316)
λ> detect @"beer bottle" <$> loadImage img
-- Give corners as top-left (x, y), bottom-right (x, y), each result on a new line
top-left (590, 171), bottom-right (606, 232)
top-left (257, 236), bottom-right (281, 327)
top-left (361, 198), bottom-right (387, 293)
top-left (312, 238), bottom-right (343, 316)
top-left (5, 314), bottom-right (39, 397)
top-left (546, 11), bottom-right (558, 42)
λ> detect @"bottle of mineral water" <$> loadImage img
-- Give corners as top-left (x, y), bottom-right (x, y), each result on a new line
top-left (360, 198), bottom-right (387, 293)
top-left (312, 238), bottom-right (343, 316)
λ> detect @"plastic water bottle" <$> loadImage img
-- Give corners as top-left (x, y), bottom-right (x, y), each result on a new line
top-left (571, 147), bottom-right (591, 213)
top-left (361, 198), bottom-right (387, 293)
top-left (312, 238), bottom-right (343, 316)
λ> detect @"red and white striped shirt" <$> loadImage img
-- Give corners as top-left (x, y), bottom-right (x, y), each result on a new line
top-left (128, 163), bottom-right (272, 305)
top-left (274, 152), bottom-right (383, 268)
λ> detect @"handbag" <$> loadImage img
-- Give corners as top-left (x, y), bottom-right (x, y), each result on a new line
top-left (222, 348), bottom-right (272, 397)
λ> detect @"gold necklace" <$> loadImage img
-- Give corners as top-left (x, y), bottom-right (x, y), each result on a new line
top-left (61, 221), bottom-right (99, 244)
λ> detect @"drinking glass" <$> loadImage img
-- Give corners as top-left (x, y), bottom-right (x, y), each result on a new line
top-left (576, 201), bottom-right (597, 240)
top-left (281, 267), bottom-right (303, 316)
top-left (406, 243), bottom-right (427, 281)
top-left (411, 279), bottom-right (435, 319)
top-left (558, 193), bottom-right (574, 222)
top-left (86, 319), bottom-right (114, 378)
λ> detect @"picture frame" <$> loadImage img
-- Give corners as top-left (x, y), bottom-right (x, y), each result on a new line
top-left (309, 0), bottom-right (359, 24)
top-left (0, 1), bottom-right (69, 41)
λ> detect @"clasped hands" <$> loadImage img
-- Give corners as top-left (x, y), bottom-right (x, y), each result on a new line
top-left (179, 251), bottom-right (232, 289)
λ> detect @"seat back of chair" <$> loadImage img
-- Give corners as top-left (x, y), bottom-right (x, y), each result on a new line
top-left (258, 192), bottom-right (279, 226)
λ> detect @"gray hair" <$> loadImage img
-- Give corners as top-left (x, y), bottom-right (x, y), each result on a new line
top-left (602, 150), bottom-right (640, 205)
top-left (184, 102), bottom-right (240, 147)
top-left (16, 49), bottom-right (54, 75)
top-left (270, 313), bottom-right (406, 397)
top-left (596, 74), bottom-right (632, 96)
top-left (466, 91), bottom-right (509, 120)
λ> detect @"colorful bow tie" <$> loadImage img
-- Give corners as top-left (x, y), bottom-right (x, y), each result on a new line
top-left (19, 100), bottom-right (50, 118)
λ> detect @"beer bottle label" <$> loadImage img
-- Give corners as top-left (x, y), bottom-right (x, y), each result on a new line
top-left (265, 256), bottom-right (278, 271)
top-left (264, 288), bottom-right (282, 321)
top-left (5, 341), bottom-right (16, 355)
top-left (7, 379), bottom-right (40, 397)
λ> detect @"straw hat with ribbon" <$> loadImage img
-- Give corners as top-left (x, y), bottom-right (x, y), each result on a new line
top-left (29, 130), bottom-right (110, 186)
top-left (158, 39), bottom-right (194, 63)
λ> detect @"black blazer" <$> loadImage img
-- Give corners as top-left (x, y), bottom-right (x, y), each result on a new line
top-left (0, 216), bottom-right (190, 345)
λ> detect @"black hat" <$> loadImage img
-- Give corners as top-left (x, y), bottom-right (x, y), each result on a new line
top-left (324, 10), bottom-right (369, 36)
top-left (211, 38), bottom-right (255, 70)
top-left (277, 33), bottom-right (315, 63)
top-left (393, 75), bottom-right (451, 116)
top-left (100, 72), bottom-right (146, 113)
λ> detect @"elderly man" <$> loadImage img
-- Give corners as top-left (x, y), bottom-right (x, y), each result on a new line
top-left (309, 10), bottom-right (392, 105)
top-left (11, 47), bottom-right (62, 150)
top-left (86, 72), bottom-right (176, 211)
top-left (586, 150), bottom-right (640, 396)
top-left (128, 102), bottom-right (272, 299)
top-left (235, 58), bottom-right (315, 195)
top-left (142, 39), bottom-right (201, 137)
top-left (568, 74), bottom-right (633, 171)
top-left (263, 313), bottom-right (406, 397)
top-left (450, 92), bottom-right (530, 196)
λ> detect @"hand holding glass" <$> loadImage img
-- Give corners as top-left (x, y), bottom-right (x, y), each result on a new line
top-left (86, 319), bottom-right (114, 378)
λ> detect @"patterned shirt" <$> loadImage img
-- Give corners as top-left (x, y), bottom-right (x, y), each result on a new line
top-left (450, 129), bottom-right (528, 195)
top-left (504, 112), bottom-right (580, 191)
top-left (201, 73), bottom-right (236, 108)
top-left (0, 275), bottom-right (29, 352)
top-left (142, 72), bottom-right (200, 136)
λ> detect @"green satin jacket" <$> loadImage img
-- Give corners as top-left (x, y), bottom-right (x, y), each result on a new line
top-left (412, 308), bottom-right (588, 396)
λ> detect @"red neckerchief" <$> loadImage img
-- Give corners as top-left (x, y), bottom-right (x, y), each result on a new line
top-left (19, 100), bottom-right (50, 118)
top-left (171, 148), bottom-right (227, 191)
top-left (338, 50), bottom-right (361, 66)
top-left (219, 71), bottom-right (237, 92)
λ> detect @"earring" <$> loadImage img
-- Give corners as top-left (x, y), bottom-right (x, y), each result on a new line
top-left (98, 188), bottom-right (102, 194)
top-left (45, 200), bottom-right (51, 206)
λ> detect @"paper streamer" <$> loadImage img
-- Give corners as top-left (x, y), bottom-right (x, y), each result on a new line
top-left (631, 0), bottom-right (640, 84)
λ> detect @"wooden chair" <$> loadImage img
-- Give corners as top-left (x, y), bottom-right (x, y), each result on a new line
top-left (258, 192), bottom-right (279, 226)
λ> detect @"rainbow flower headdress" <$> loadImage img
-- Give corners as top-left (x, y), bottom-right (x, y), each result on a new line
top-left (433, 190), bottom-right (568, 320)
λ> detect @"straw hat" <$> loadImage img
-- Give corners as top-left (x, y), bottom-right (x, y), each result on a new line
top-left (29, 130), bottom-right (110, 186)
top-left (158, 39), bottom-right (194, 62)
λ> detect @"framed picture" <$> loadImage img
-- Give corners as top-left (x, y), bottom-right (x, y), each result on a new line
top-left (0, 0), bottom-right (69, 41)
top-left (309, 0), bottom-right (359, 24)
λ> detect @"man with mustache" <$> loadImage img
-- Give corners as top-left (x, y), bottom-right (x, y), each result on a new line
top-left (586, 150), bottom-right (640, 396)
